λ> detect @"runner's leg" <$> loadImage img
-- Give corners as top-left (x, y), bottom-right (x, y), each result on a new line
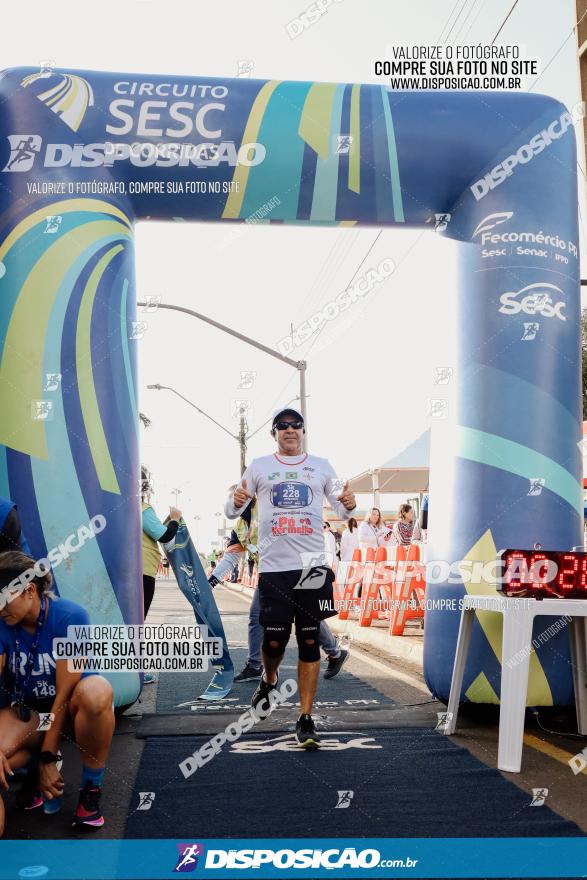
top-left (69, 676), bottom-right (114, 770)
top-left (296, 621), bottom-right (321, 715)
top-left (0, 707), bottom-right (44, 837)
top-left (319, 620), bottom-right (340, 659)
top-left (248, 587), bottom-right (262, 669)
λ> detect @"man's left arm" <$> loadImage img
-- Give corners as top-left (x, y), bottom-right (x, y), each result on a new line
top-left (38, 658), bottom-right (81, 800)
top-left (324, 463), bottom-right (356, 520)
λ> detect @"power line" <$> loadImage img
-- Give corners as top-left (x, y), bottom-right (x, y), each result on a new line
top-left (443, 0), bottom-right (470, 44)
top-left (453, 0), bottom-right (483, 43)
top-left (462, 0), bottom-right (488, 41)
top-left (304, 230), bottom-right (383, 358)
top-left (529, 6), bottom-right (587, 91)
top-left (490, 0), bottom-right (521, 44)
top-left (436, 0), bottom-right (464, 43)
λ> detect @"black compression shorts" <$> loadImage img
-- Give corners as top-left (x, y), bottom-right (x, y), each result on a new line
top-left (258, 567), bottom-right (336, 626)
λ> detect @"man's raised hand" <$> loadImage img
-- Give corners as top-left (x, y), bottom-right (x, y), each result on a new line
top-left (337, 480), bottom-right (356, 511)
top-left (234, 479), bottom-right (252, 508)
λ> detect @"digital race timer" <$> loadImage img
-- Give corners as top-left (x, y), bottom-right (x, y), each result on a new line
top-left (498, 549), bottom-right (587, 599)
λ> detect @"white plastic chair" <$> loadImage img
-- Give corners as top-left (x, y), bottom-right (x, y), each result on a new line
top-left (443, 595), bottom-right (587, 773)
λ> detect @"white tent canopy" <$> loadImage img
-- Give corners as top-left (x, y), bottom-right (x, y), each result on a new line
top-left (348, 430), bottom-right (430, 503)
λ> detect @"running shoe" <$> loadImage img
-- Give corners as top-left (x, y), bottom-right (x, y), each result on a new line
top-left (295, 714), bottom-right (321, 750)
top-left (144, 673), bottom-right (158, 684)
top-left (234, 663), bottom-right (262, 682)
top-left (323, 648), bottom-right (349, 680)
top-left (71, 781), bottom-right (105, 830)
top-left (251, 672), bottom-right (279, 715)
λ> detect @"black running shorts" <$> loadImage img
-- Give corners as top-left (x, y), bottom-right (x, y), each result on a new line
top-left (258, 567), bottom-right (337, 626)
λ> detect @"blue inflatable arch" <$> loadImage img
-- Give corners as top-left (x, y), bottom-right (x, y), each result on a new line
top-left (0, 68), bottom-right (581, 707)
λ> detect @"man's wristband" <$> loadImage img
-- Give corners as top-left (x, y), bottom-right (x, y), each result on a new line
top-left (40, 750), bottom-right (62, 765)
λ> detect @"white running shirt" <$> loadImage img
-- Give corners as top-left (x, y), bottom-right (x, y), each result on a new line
top-left (224, 453), bottom-right (354, 573)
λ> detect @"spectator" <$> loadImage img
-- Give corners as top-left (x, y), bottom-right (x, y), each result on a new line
top-left (358, 507), bottom-right (390, 555)
top-left (323, 521), bottom-right (337, 568)
top-left (340, 517), bottom-right (359, 561)
top-left (140, 467), bottom-right (181, 619)
top-left (392, 503), bottom-right (415, 545)
top-left (0, 498), bottom-right (30, 555)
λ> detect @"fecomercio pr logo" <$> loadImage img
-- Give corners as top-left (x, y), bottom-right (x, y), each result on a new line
top-left (471, 211), bottom-right (513, 238)
top-left (2, 134), bottom-right (42, 171)
top-left (498, 282), bottom-right (566, 321)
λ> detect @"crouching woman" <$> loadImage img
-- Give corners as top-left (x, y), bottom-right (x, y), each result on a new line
top-left (0, 551), bottom-right (115, 836)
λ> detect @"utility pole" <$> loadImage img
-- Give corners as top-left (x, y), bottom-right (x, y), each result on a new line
top-left (238, 408), bottom-right (247, 476)
top-left (139, 301), bottom-right (309, 449)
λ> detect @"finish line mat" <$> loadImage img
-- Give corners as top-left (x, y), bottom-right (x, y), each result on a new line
top-left (151, 644), bottom-right (395, 716)
top-left (125, 729), bottom-right (582, 839)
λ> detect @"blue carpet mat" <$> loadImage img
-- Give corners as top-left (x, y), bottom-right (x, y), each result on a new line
top-left (125, 728), bottom-right (582, 839)
top-left (155, 644), bottom-right (394, 715)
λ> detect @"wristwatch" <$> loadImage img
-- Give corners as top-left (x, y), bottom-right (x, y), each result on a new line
top-left (39, 750), bottom-right (62, 764)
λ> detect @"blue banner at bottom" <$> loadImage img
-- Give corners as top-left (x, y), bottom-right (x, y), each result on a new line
top-left (0, 838), bottom-right (585, 879)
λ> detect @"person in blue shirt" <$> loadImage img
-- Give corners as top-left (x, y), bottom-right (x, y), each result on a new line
top-left (0, 551), bottom-right (115, 836)
top-left (0, 497), bottom-right (31, 555)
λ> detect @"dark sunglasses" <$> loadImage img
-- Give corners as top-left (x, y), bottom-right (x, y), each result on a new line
top-left (274, 420), bottom-right (304, 431)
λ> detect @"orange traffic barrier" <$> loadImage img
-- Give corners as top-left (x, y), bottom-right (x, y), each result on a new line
top-left (358, 545), bottom-right (387, 627)
top-left (334, 548), bottom-right (363, 620)
top-left (251, 564), bottom-right (259, 589)
top-left (390, 543), bottom-right (425, 635)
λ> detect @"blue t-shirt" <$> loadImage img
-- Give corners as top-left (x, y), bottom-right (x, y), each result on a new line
top-left (0, 597), bottom-right (90, 707)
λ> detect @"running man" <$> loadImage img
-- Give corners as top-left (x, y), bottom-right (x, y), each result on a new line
top-left (225, 405), bottom-right (356, 749)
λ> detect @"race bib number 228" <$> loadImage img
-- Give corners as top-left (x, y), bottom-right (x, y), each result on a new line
top-left (270, 481), bottom-right (313, 508)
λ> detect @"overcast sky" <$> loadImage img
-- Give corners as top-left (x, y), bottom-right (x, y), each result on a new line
top-left (5, 0), bottom-right (583, 549)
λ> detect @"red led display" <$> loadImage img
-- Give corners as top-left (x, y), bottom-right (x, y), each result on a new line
top-left (498, 549), bottom-right (587, 599)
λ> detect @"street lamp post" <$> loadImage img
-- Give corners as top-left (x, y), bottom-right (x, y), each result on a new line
top-left (138, 301), bottom-right (308, 451)
top-left (171, 488), bottom-right (182, 507)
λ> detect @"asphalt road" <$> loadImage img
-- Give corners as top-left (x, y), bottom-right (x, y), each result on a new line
top-left (2, 577), bottom-right (585, 869)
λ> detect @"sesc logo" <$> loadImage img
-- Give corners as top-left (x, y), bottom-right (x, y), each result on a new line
top-left (3, 135), bottom-right (42, 172)
top-left (472, 211), bottom-right (513, 238)
top-left (499, 282), bottom-right (566, 322)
